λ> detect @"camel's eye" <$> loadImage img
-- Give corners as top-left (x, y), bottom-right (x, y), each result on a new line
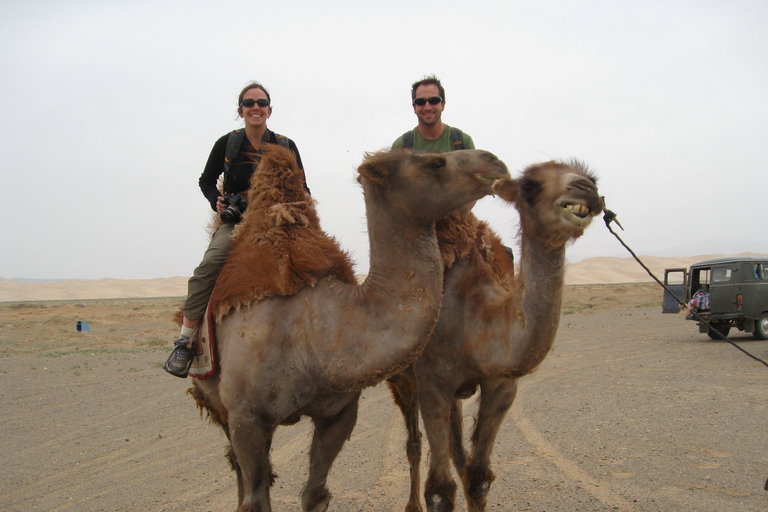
top-left (414, 154), bottom-right (446, 173)
top-left (520, 178), bottom-right (541, 204)
top-left (429, 160), bottom-right (446, 171)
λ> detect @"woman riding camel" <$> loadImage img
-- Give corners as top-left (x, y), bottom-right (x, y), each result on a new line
top-left (163, 81), bottom-right (307, 378)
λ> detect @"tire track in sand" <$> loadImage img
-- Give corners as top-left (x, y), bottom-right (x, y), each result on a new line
top-left (510, 407), bottom-right (637, 511)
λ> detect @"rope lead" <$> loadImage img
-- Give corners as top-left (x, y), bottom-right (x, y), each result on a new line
top-left (601, 206), bottom-right (768, 368)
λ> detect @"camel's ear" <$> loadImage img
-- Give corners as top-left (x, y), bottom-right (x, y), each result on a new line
top-left (492, 177), bottom-right (519, 203)
top-left (357, 154), bottom-right (391, 185)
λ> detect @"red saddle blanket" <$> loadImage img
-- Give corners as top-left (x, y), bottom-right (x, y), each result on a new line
top-left (188, 302), bottom-right (218, 380)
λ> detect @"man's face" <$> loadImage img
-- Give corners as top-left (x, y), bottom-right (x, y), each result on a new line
top-left (412, 84), bottom-right (445, 127)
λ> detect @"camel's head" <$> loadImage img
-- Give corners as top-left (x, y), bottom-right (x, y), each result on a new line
top-left (493, 160), bottom-right (603, 247)
top-left (358, 149), bottom-right (509, 223)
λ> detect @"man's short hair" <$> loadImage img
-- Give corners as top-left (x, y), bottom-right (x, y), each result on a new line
top-left (411, 75), bottom-right (446, 102)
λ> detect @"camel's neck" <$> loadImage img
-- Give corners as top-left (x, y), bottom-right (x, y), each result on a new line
top-left (367, 229), bottom-right (443, 289)
top-left (363, 198), bottom-right (444, 308)
top-left (514, 235), bottom-right (567, 372)
top-left (330, 191), bottom-right (444, 390)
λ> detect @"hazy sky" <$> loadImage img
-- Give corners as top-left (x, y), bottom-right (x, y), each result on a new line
top-left (2, 0), bottom-right (767, 280)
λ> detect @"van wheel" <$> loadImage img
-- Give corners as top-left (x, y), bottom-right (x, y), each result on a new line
top-left (707, 322), bottom-right (731, 340)
top-left (755, 313), bottom-right (768, 340)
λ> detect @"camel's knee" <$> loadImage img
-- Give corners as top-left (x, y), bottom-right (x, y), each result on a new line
top-left (424, 477), bottom-right (456, 512)
top-left (406, 436), bottom-right (422, 462)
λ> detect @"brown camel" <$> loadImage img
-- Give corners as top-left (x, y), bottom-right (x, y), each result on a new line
top-left (387, 160), bottom-right (603, 512)
top-left (188, 145), bottom-right (509, 512)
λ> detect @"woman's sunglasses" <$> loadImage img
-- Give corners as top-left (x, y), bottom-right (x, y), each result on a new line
top-left (240, 98), bottom-right (270, 108)
top-left (412, 96), bottom-right (443, 106)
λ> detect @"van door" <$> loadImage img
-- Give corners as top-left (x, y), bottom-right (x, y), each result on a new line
top-left (740, 261), bottom-right (766, 320)
top-left (709, 264), bottom-right (739, 315)
top-left (663, 268), bottom-right (687, 313)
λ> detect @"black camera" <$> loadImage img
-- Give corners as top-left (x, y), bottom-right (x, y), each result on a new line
top-left (220, 193), bottom-right (248, 224)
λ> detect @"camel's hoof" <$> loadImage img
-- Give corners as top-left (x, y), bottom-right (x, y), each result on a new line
top-left (405, 502), bottom-right (423, 512)
top-left (307, 497), bottom-right (330, 512)
top-left (468, 479), bottom-right (491, 503)
top-left (307, 501), bottom-right (329, 512)
top-left (425, 492), bottom-right (453, 512)
top-left (465, 466), bottom-right (495, 510)
top-left (238, 503), bottom-right (265, 512)
top-left (303, 488), bottom-right (331, 512)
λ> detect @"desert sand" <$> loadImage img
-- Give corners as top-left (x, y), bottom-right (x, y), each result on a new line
top-left (1, 255), bottom-right (767, 511)
top-left (3, 253), bottom-right (767, 303)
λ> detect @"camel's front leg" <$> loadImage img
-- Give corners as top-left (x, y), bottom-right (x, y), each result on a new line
top-left (221, 425), bottom-right (245, 507)
top-left (449, 399), bottom-right (467, 476)
top-left (228, 413), bottom-right (276, 512)
top-left (464, 377), bottom-right (518, 512)
top-left (302, 392), bottom-right (360, 512)
top-left (419, 382), bottom-right (458, 512)
top-left (387, 371), bottom-right (423, 512)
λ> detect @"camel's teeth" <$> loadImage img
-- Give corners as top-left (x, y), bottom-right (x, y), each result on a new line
top-left (564, 202), bottom-right (589, 218)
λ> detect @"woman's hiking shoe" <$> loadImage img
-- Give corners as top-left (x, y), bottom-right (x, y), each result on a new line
top-left (163, 337), bottom-right (193, 378)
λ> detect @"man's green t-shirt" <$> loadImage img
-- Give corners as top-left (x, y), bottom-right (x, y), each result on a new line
top-left (392, 124), bottom-right (475, 152)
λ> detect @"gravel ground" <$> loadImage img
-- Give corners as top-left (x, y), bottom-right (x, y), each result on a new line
top-left (1, 285), bottom-right (767, 511)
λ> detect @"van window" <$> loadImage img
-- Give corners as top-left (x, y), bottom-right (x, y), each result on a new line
top-left (666, 271), bottom-right (685, 285)
top-left (690, 268), bottom-right (710, 292)
top-left (756, 263), bottom-right (766, 280)
top-left (712, 268), bottom-right (732, 282)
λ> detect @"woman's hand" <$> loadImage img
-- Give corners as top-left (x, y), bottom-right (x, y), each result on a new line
top-left (216, 196), bottom-right (227, 213)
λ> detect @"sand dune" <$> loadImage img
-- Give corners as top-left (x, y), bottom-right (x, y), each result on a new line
top-left (0, 276), bottom-right (189, 302)
top-left (564, 253), bottom-right (767, 286)
top-left (2, 253), bottom-right (766, 302)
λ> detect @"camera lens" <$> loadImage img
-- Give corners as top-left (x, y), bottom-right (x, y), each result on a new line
top-left (220, 205), bottom-right (240, 224)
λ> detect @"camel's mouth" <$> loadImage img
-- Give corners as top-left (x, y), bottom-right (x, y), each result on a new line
top-left (475, 171), bottom-right (511, 184)
top-left (559, 199), bottom-right (599, 227)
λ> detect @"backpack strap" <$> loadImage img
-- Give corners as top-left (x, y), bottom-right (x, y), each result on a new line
top-left (402, 128), bottom-right (463, 150)
top-left (274, 133), bottom-right (291, 149)
top-left (401, 130), bottom-right (415, 149)
top-left (223, 129), bottom-right (246, 175)
top-left (226, 129), bottom-right (290, 168)
top-left (450, 127), bottom-right (464, 150)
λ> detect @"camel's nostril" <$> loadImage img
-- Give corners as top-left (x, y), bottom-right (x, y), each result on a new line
top-left (570, 179), bottom-right (597, 194)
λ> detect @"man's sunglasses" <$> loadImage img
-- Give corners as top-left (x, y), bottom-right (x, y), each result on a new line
top-left (240, 98), bottom-right (270, 108)
top-left (413, 96), bottom-right (443, 106)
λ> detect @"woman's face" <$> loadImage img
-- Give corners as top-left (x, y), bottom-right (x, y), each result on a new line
top-left (238, 87), bottom-right (272, 130)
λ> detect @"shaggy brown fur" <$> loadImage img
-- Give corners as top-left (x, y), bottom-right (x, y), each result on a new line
top-left (187, 148), bottom-right (510, 512)
top-left (388, 160), bottom-right (603, 512)
top-left (187, 385), bottom-right (227, 426)
top-left (210, 145), bottom-right (356, 321)
top-left (436, 212), bottom-right (517, 323)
